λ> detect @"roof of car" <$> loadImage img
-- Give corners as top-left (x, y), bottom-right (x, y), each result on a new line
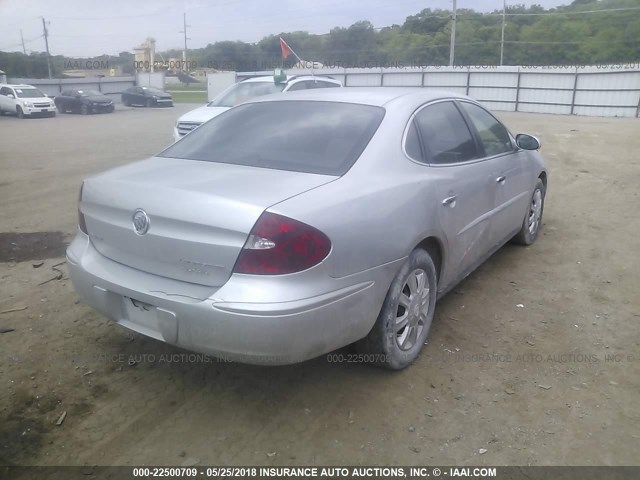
top-left (2, 84), bottom-right (37, 88)
top-left (242, 75), bottom-right (340, 84)
top-left (249, 87), bottom-right (470, 107)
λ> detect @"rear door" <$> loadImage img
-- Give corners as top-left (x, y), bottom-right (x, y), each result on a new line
top-left (458, 101), bottom-right (530, 245)
top-left (410, 100), bottom-right (496, 280)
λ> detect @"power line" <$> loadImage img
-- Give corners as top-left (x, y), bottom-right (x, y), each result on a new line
top-left (468, 6), bottom-right (640, 17)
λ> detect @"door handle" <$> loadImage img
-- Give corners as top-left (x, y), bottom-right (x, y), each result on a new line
top-left (442, 195), bottom-right (457, 207)
top-left (496, 175), bottom-right (506, 184)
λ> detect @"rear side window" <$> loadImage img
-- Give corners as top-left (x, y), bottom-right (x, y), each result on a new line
top-left (404, 121), bottom-right (423, 161)
top-left (414, 101), bottom-right (478, 164)
top-left (159, 101), bottom-right (385, 176)
top-left (459, 102), bottom-right (513, 157)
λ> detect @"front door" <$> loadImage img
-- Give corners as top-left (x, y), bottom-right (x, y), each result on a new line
top-left (457, 101), bottom-right (531, 246)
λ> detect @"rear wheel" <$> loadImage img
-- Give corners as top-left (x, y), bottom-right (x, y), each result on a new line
top-left (80, 103), bottom-right (89, 115)
top-left (16, 106), bottom-right (25, 119)
top-left (57, 103), bottom-right (65, 113)
top-left (146, 98), bottom-right (153, 108)
top-left (123, 97), bottom-right (130, 107)
top-left (513, 179), bottom-right (545, 245)
top-left (355, 248), bottom-right (437, 370)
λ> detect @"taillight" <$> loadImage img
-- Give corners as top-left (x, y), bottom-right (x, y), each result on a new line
top-left (233, 212), bottom-right (331, 275)
top-left (78, 182), bottom-right (88, 234)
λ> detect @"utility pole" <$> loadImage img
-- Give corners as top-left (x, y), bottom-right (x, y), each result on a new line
top-left (180, 13), bottom-right (191, 72)
top-left (41, 17), bottom-right (52, 79)
top-left (500, 0), bottom-right (506, 66)
top-left (20, 29), bottom-right (27, 54)
top-left (449, 0), bottom-right (457, 66)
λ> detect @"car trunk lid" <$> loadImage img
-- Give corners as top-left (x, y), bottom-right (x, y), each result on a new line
top-left (81, 157), bottom-right (335, 287)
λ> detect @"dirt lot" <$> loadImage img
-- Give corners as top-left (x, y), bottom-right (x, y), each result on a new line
top-left (0, 104), bottom-right (639, 469)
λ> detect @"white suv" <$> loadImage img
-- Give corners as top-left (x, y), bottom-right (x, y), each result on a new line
top-left (0, 84), bottom-right (56, 118)
top-left (173, 75), bottom-right (342, 141)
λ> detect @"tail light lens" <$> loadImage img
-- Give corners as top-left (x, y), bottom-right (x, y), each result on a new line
top-left (78, 182), bottom-right (88, 234)
top-left (233, 212), bottom-right (331, 275)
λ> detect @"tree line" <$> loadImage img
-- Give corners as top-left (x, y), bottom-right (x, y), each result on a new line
top-left (1, 0), bottom-right (638, 78)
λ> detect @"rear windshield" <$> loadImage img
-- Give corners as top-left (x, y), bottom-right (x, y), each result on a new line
top-left (159, 101), bottom-right (385, 176)
top-left (208, 81), bottom-right (286, 108)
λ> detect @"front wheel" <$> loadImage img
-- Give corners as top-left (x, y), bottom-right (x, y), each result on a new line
top-left (146, 98), bottom-right (153, 108)
top-left (16, 106), bottom-right (25, 119)
top-left (80, 103), bottom-right (89, 115)
top-left (513, 179), bottom-right (545, 245)
top-left (355, 248), bottom-right (437, 370)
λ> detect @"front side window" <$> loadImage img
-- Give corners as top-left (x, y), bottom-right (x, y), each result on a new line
top-left (159, 101), bottom-right (385, 176)
top-left (142, 87), bottom-right (164, 95)
top-left (414, 101), bottom-right (478, 164)
top-left (459, 102), bottom-right (513, 157)
top-left (77, 90), bottom-right (102, 97)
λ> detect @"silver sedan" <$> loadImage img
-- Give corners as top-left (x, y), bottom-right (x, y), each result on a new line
top-left (67, 88), bottom-right (547, 369)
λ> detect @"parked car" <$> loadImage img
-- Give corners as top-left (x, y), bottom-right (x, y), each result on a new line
top-left (0, 84), bottom-right (56, 118)
top-left (67, 88), bottom-right (547, 370)
top-left (122, 86), bottom-right (173, 107)
top-left (173, 75), bottom-right (342, 141)
top-left (54, 89), bottom-right (114, 114)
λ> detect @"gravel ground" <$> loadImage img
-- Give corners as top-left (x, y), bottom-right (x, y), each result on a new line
top-left (0, 104), bottom-right (639, 468)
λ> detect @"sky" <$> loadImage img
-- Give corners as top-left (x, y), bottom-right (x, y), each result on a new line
top-left (0, 0), bottom-right (573, 57)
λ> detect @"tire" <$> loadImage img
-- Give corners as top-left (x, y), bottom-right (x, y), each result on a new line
top-left (16, 106), bottom-right (25, 119)
top-left (49, 111), bottom-right (56, 117)
top-left (122, 97), bottom-right (129, 107)
top-left (107, 105), bottom-right (114, 113)
top-left (80, 103), bottom-right (89, 115)
top-left (57, 103), bottom-right (65, 113)
top-left (512, 178), bottom-right (545, 245)
top-left (146, 98), bottom-right (153, 108)
top-left (355, 248), bottom-right (438, 370)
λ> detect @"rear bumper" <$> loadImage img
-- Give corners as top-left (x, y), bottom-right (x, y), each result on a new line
top-left (67, 231), bottom-right (398, 365)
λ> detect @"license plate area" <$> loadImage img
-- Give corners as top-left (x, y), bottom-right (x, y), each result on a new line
top-left (123, 296), bottom-right (160, 334)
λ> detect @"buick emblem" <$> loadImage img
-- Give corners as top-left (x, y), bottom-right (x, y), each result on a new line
top-left (132, 209), bottom-right (150, 235)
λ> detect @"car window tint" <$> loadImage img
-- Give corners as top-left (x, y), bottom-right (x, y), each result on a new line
top-left (414, 101), bottom-right (478, 164)
top-left (286, 82), bottom-right (307, 91)
top-left (459, 102), bottom-right (513, 157)
top-left (159, 101), bottom-right (385, 176)
top-left (405, 121), bottom-right (423, 162)
top-left (304, 80), bottom-right (329, 89)
top-left (320, 81), bottom-right (340, 88)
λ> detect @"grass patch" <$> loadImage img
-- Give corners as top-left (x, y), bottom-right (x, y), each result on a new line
top-left (169, 91), bottom-right (207, 103)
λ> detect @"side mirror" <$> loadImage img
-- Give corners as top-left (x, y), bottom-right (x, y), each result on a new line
top-left (7, 94), bottom-right (15, 99)
top-left (516, 133), bottom-right (541, 151)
